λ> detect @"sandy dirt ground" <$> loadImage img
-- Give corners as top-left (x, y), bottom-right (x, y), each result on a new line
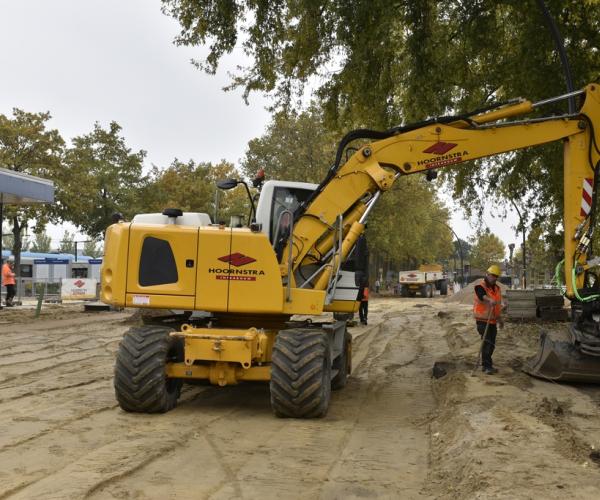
top-left (1, 296), bottom-right (600, 499)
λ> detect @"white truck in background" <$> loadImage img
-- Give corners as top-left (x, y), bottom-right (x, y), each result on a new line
top-left (398, 264), bottom-right (448, 298)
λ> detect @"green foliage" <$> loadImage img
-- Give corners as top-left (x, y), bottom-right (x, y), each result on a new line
top-left (469, 231), bottom-right (506, 272)
top-left (161, 0), bottom-right (600, 250)
top-left (526, 226), bottom-right (555, 275)
top-left (142, 159), bottom-right (247, 224)
top-left (511, 225), bottom-right (559, 285)
top-left (58, 231), bottom-right (76, 255)
top-left (62, 122), bottom-right (147, 238)
top-left (368, 177), bottom-right (454, 268)
top-left (83, 238), bottom-right (103, 258)
top-left (30, 230), bottom-right (52, 253)
top-left (218, 186), bottom-right (252, 226)
top-left (0, 109), bottom-right (65, 267)
top-left (454, 239), bottom-right (471, 262)
top-left (241, 105), bottom-right (337, 183)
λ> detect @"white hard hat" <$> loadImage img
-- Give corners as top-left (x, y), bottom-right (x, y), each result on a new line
top-left (7, 255), bottom-right (15, 262)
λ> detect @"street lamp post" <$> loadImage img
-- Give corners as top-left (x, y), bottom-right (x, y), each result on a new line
top-left (73, 240), bottom-right (92, 262)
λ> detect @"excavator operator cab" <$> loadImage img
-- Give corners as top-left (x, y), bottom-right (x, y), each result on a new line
top-left (254, 180), bottom-right (317, 243)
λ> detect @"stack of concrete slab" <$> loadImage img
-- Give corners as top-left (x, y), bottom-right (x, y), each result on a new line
top-left (506, 290), bottom-right (537, 320)
top-left (534, 288), bottom-right (569, 321)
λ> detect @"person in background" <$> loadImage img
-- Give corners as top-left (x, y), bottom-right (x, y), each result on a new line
top-left (358, 286), bottom-right (369, 325)
top-left (473, 264), bottom-right (505, 374)
top-left (353, 230), bottom-right (370, 325)
top-left (2, 256), bottom-right (16, 307)
top-left (374, 279), bottom-right (380, 294)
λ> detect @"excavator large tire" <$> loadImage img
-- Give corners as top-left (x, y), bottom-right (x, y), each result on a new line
top-left (332, 330), bottom-right (352, 390)
top-left (270, 328), bottom-right (331, 418)
top-left (114, 325), bottom-right (183, 413)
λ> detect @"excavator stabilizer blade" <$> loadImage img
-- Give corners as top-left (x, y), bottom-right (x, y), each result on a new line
top-left (524, 329), bottom-right (600, 383)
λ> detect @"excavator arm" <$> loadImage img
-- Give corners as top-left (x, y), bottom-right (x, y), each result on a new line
top-left (285, 82), bottom-right (600, 383)
top-left (288, 84), bottom-right (600, 303)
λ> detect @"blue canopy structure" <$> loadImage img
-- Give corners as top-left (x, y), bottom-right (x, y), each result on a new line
top-left (0, 167), bottom-right (54, 205)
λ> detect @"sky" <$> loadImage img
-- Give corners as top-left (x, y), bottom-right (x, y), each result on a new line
top-left (0, 0), bottom-right (520, 255)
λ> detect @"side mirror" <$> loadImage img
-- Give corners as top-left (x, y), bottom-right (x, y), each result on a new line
top-left (217, 179), bottom-right (239, 190)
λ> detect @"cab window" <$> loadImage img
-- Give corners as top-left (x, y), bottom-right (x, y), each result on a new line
top-left (270, 187), bottom-right (313, 243)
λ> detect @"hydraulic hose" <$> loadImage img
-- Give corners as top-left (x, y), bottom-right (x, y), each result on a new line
top-left (572, 266), bottom-right (600, 302)
top-left (553, 259), bottom-right (565, 292)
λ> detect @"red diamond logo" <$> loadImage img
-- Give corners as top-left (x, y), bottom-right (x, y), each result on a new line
top-left (423, 141), bottom-right (458, 155)
top-left (74, 279), bottom-right (85, 288)
top-left (218, 253), bottom-right (256, 267)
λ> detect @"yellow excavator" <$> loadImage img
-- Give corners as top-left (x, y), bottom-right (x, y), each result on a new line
top-left (101, 82), bottom-right (600, 416)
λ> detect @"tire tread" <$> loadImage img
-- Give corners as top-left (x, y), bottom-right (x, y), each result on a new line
top-left (270, 328), bottom-right (331, 418)
top-left (114, 325), bottom-right (182, 413)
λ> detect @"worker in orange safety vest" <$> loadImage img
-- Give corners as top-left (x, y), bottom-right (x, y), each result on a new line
top-left (473, 264), bottom-right (505, 374)
top-left (2, 256), bottom-right (16, 307)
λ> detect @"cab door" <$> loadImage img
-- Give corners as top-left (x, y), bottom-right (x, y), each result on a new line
top-left (126, 224), bottom-right (198, 297)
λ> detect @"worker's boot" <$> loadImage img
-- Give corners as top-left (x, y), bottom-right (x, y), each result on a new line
top-left (483, 367), bottom-right (498, 375)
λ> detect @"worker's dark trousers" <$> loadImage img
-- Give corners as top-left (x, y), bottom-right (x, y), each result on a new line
top-left (5, 285), bottom-right (15, 306)
top-left (359, 301), bottom-right (368, 323)
top-left (476, 321), bottom-right (497, 369)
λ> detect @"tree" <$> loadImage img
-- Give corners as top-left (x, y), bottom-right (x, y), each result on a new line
top-left (2, 227), bottom-right (33, 252)
top-left (366, 176), bottom-right (454, 273)
top-left (241, 105), bottom-right (337, 183)
top-left (83, 238), bottom-right (103, 258)
top-left (511, 225), bottom-right (557, 286)
top-left (62, 122), bottom-right (147, 238)
top-left (161, 1), bottom-right (600, 253)
top-left (0, 109), bottom-right (64, 273)
top-left (469, 231), bottom-right (506, 273)
top-left (30, 229), bottom-right (52, 253)
top-left (161, 2), bottom-right (599, 121)
top-left (58, 231), bottom-right (76, 255)
top-left (454, 239), bottom-right (471, 263)
top-left (141, 159), bottom-right (246, 224)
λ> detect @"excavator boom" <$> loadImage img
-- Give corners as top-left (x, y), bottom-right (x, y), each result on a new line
top-left (288, 84), bottom-right (600, 303)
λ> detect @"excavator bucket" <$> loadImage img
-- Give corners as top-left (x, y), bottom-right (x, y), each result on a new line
top-left (524, 328), bottom-right (600, 383)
